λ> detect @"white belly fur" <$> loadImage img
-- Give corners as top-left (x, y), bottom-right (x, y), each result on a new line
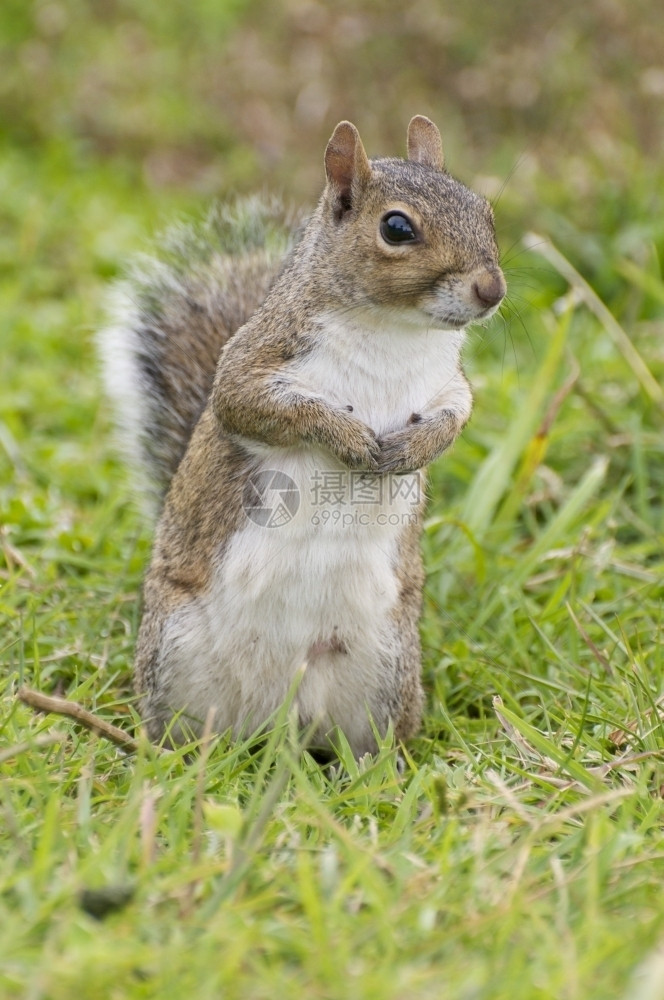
top-left (159, 309), bottom-right (467, 751)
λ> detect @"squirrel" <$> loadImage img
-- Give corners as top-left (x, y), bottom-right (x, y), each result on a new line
top-left (99, 116), bottom-right (506, 757)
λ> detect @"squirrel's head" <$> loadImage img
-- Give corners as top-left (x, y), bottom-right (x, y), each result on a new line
top-left (319, 115), bottom-right (506, 329)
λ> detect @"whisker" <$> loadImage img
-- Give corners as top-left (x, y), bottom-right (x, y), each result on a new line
top-left (489, 150), bottom-right (531, 210)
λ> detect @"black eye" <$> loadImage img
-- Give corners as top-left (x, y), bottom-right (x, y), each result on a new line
top-left (380, 211), bottom-right (416, 244)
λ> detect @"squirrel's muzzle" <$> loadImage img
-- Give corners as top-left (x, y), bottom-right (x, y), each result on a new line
top-left (472, 269), bottom-right (507, 310)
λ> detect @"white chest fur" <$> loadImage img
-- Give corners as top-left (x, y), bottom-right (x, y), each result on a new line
top-left (295, 306), bottom-right (467, 434)
top-left (161, 309), bottom-right (467, 752)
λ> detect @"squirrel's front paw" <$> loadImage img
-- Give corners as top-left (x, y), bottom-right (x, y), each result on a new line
top-left (332, 412), bottom-right (381, 471)
top-left (375, 426), bottom-right (422, 474)
top-left (376, 410), bottom-right (460, 474)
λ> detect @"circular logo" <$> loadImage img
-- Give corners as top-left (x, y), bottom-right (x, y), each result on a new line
top-left (242, 470), bottom-right (300, 527)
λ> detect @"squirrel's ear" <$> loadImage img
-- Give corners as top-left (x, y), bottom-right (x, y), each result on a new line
top-left (324, 121), bottom-right (371, 220)
top-left (407, 115), bottom-right (444, 171)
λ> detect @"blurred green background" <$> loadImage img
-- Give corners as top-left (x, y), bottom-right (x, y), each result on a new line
top-left (2, 0), bottom-right (664, 357)
top-left (3, 0), bottom-right (664, 230)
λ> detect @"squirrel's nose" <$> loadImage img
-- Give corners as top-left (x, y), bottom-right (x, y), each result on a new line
top-left (472, 270), bottom-right (506, 309)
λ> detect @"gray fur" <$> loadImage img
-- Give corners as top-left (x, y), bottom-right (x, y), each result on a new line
top-left (99, 197), bottom-right (300, 507)
top-left (99, 117), bottom-right (505, 755)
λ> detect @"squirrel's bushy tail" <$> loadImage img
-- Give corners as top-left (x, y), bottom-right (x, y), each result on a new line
top-left (98, 197), bottom-right (297, 510)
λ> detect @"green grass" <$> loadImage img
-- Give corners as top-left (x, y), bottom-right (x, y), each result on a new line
top-left (2, 2), bottom-right (664, 998)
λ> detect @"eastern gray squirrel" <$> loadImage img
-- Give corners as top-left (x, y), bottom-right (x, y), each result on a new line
top-left (100, 116), bottom-right (506, 756)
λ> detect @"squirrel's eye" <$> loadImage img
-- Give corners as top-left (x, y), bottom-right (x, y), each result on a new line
top-left (380, 211), bottom-right (416, 244)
